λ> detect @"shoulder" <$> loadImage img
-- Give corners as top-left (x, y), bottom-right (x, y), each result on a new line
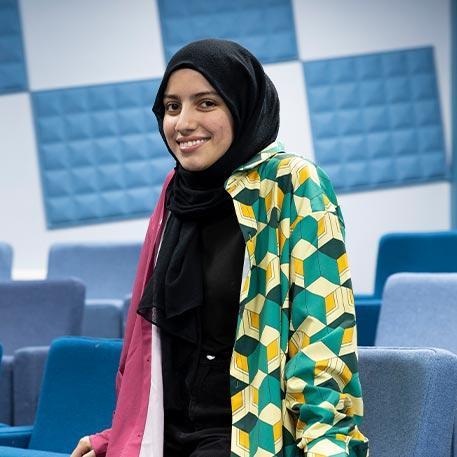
top-left (259, 152), bottom-right (339, 211)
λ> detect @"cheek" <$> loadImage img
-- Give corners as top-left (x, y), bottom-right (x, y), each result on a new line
top-left (213, 118), bottom-right (234, 146)
top-left (162, 117), bottom-right (175, 143)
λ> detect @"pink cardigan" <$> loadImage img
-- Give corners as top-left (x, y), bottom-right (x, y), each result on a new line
top-left (90, 170), bottom-right (174, 457)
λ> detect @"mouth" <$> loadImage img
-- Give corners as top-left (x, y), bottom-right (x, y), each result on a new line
top-left (177, 137), bottom-right (210, 152)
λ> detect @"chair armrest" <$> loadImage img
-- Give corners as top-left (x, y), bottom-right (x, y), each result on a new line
top-left (0, 425), bottom-right (33, 447)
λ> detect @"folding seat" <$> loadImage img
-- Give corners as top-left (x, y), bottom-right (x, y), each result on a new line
top-left (358, 347), bottom-right (457, 456)
top-left (0, 280), bottom-right (85, 425)
top-left (47, 242), bottom-right (142, 338)
top-left (0, 337), bottom-right (122, 456)
top-left (355, 231), bottom-right (457, 345)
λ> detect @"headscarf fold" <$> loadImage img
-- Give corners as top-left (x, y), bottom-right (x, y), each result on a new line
top-left (137, 39), bottom-right (280, 342)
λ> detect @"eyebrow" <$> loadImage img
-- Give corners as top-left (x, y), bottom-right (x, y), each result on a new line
top-left (163, 91), bottom-right (220, 100)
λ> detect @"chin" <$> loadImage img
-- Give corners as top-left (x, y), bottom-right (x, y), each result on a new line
top-left (180, 160), bottom-right (209, 172)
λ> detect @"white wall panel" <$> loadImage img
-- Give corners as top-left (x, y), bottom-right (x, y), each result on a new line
top-left (264, 61), bottom-right (314, 159)
top-left (0, 93), bottom-right (48, 276)
top-left (20, 0), bottom-right (165, 90)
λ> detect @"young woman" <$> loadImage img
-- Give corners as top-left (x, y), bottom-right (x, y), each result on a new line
top-left (71, 39), bottom-right (369, 457)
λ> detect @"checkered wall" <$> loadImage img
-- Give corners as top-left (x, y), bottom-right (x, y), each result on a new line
top-left (0, 0), bottom-right (27, 94)
top-left (1, 0), bottom-right (448, 228)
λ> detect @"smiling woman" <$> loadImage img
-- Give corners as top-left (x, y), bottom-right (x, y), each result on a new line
top-left (162, 68), bottom-right (234, 172)
top-left (72, 39), bottom-right (369, 457)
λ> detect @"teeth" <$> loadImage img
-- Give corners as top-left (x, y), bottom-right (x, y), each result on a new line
top-left (180, 139), bottom-right (207, 148)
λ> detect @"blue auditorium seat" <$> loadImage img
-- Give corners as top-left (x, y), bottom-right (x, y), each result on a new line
top-left (0, 242), bottom-right (13, 280)
top-left (358, 347), bottom-right (457, 456)
top-left (376, 273), bottom-right (457, 350)
top-left (0, 280), bottom-right (85, 425)
top-left (0, 337), bottom-right (122, 456)
top-left (355, 231), bottom-right (457, 345)
top-left (375, 272), bottom-right (457, 457)
top-left (47, 242), bottom-right (142, 338)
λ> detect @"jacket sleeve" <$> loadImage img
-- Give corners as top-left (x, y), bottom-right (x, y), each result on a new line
top-left (284, 160), bottom-right (369, 456)
top-left (89, 170), bottom-right (174, 456)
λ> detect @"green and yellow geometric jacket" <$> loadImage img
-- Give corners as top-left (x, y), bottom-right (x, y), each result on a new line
top-left (224, 140), bottom-right (369, 456)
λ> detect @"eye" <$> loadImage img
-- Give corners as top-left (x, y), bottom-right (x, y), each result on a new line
top-left (164, 102), bottom-right (180, 113)
top-left (200, 99), bottom-right (216, 109)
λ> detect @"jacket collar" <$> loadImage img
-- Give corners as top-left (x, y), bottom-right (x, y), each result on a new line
top-left (233, 140), bottom-right (285, 172)
top-left (224, 140), bottom-right (285, 196)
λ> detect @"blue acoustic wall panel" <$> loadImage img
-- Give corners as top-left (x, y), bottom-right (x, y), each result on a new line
top-left (158, 0), bottom-right (298, 64)
top-left (0, 0), bottom-right (28, 94)
top-left (304, 47), bottom-right (447, 192)
top-left (32, 80), bottom-right (173, 228)
top-left (452, 0), bottom-right (457, 228)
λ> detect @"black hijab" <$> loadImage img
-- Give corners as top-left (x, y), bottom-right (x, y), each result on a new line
top-left (137, 39), bottom-right (280, 342)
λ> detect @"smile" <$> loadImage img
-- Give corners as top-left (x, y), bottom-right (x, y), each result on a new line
top-left (178, 138), bottom-right (210, 151)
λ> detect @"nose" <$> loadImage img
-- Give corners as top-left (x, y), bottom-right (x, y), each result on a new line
top-left (174, 105), bottom-right (196, 134)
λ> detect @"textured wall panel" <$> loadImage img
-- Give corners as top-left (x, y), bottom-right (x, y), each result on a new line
top-left (304, 47), bottom-right (447, 192)
top-left (158, 0), bottom-right (298, 64)
top-left (0, 0), bottom-right (27, 94)
top-left (32, 80), bottom-right (173, 228)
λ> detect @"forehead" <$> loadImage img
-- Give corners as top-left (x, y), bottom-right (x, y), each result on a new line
top-left (164, 68), bottom-right (216, 97)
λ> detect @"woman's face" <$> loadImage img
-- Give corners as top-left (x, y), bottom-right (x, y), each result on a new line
top-left (162, 68), bottom-right (234, 172)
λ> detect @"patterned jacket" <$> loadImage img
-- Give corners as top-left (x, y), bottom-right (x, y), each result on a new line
top-left (90, 140), bottom-right (369, 457)
top-left (224, 141), bottom-right (368, 456)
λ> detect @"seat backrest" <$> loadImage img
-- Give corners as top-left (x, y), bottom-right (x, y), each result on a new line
top-left (0, 279), bottom-right (85, 354)
top-left (375, 273), bottom-right (457, 352)
top-left (373, 232), bottom-right (457, 297)
top-left (0, 242), bottom-right (13, 280)
top-left (358, 347), bottom-right (457, 457)
top-left (29, 337), bottom-right (122, 453)
top-left (47, 242), bottom-right (142, 299)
